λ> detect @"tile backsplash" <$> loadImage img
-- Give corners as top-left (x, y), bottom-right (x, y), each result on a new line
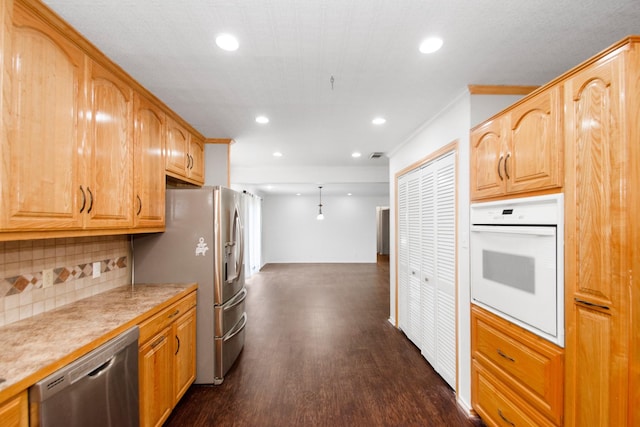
top-left (0, 236), bottom-right (132, 327)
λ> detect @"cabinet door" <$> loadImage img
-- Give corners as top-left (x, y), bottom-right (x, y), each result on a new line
top-left (507, 86), bottom-right (563, 194)
top-left (188, 133), bottom-right (205, 184)
top-left (174, 308), bottom-right (197, 403)
top-left (563, 52), bottom-right (629, 427)
top-left (406, 170), bottom-right (422, 347)
top-left (470, 117), bottom-right (507, 200)
top-left (1, 4), bottom-right (85, 230)
top-left (165, 117), bottom-right (189, 177)
top-left (84, 60), bottom-right (133, 228)
top-left (0, 391), bottom-right (28, 427)
top-left (134, 93), bottom-right (165, 228)
top-left (139, 328), bottom-right (173, 427)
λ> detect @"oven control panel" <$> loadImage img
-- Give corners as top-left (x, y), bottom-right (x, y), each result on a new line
top-left (470, 194), bottom-right (563, 225)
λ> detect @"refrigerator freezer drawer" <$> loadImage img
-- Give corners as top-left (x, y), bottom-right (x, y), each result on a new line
top-left (214, 312), bottom-right (247, 384)
top-left (215, 288), bottom-right (247, 337)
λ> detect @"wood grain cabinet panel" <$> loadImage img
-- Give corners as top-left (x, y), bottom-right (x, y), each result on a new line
top-left (470, 87), bottom-right (563, 201)
top-left (507, 86), bottom-right (563, 194)
top-left (138, 291), bottom-right (197, 427)
top-left (134, 93), bottom-right (165, 228)
top-left (165, 116), bottom-right (205, 186)
top-left (471, 305), bottom-right (563, 425)
top-left (84, 59), bottom-right (134, 229)
top-left (0, 391), bottom-right (28, 427)
top-left (173, 307), bottom-right (197, 404)
top-left (1, 2), bottom-right (85, 231)
top-left (188, 133), bottom-right (205, 185)
top-left (470, 118), bottom-right (507, 199)
top-left (563, 43), bottom-right (635, 427)
top-left (139, 326), bottom-right (173, 427)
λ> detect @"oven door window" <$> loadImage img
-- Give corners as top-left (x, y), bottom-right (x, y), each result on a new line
top-left (470, 225), bottom-right (557, 337)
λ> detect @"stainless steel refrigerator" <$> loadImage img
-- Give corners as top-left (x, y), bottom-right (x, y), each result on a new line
top-left (133, 186), bottom-right (247, 385)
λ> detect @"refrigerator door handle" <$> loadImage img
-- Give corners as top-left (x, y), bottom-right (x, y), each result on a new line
top-left (224, 288), bottom-right (247, 311)
top-left (224, 313), bottom-right (247, 342)
top-left (226, 205), bottom-right (244, 284)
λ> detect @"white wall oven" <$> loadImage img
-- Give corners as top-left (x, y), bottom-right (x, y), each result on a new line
top-left (470, 194), bottom-right (564, 347)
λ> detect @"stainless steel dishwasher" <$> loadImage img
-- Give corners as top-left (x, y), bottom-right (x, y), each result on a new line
top-left (29, 326), bottom-right (140, 427)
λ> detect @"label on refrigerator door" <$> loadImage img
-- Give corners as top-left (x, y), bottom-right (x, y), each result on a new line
top-left (195, 237), bottom-right (210, 256)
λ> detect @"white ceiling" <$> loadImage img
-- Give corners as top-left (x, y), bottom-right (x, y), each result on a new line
top-left (42, 0), bottom-right (640, 196)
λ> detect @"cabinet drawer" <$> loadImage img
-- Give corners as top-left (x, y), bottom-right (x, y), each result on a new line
top-left (471, 306), bottom-right (563, 424)
top-left (473, 361), bottom-right (555, 427)
top-left (139, 291), bottom-right (197, 344)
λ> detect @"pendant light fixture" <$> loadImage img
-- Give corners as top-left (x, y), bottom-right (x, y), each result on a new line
top-left (316, 186), bottom-right (324, 220)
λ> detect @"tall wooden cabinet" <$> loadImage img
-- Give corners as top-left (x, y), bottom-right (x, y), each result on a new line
top-left (397, 148), bottom-right (457, 389)
top-left (470, 36), bottom-right (640, 427)
top-left (563, 39), bottom-right (638, 427)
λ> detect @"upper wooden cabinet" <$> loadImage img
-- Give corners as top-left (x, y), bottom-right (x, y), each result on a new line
top-left (134, 93), bottom-right (166, 229)
top-left (470, 86), bottom-right (563, 200)
top-left (563, 40), bottom-right (638, 427)
top-left (165, 116), bottom-right (205, 186)
top-left (84, 59), bottom-right (134, 229)
top-left (1, 2), bottom-right (86, 231)
top-left (0, 0), bottom-right (207, 239)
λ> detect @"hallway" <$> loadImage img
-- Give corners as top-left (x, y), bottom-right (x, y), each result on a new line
top-left (166, 263), bottom-right (483, 426)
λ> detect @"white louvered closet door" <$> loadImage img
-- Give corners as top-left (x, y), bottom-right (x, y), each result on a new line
top-left (433, 153), bottom-right (456, 388)
top-left (397, 151), bottom-right (457, 391)
top-left (420, 162), bottom-right (437, 366)
top-left (406, 170), bottom-right (422, 347)
top-left (397, 174), bottom-right (409, 332)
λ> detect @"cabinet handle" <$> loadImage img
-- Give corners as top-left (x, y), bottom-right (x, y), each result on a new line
top-left (136, 195), bottom-right (142, 215)
top-left (497, 349), bottom-right (515, 362)
top-left (189, 154), bottom-right (194, 169)
top-left (87, 187), bottom-right (94, 214)
top-left (168, 309), bottom-right (180, 319)
top-left (175, 336), bottom-right (181, 355)
top-left (79, 186), bottom-right (86, 213)
top-left (504, 152), bottom-right (511, 180)
top-left (497, 155), bottom-right (504, 181)
top-left (151, 336), bottom-right (165, 349)
top-left (498, 409), bottom-right (515, 426)
top-left (574, 298), bottom-right (610, 310)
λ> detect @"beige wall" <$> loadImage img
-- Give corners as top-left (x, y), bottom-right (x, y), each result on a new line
top-left (0, 236), bottom-right (131, 327)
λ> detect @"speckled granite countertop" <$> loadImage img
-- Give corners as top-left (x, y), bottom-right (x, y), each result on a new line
top-left (0, 282), bottom-right (197, 402)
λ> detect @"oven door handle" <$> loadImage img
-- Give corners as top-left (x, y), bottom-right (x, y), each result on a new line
top-left (470, 225), bottom-right (556, 236)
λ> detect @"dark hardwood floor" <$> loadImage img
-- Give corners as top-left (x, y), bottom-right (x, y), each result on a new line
top-left (166, 263), bottom-right (484, 427)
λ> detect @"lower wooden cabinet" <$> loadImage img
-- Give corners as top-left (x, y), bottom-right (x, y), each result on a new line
top-left (139, 291), bottom-right (197, 427)
top-left (0, 391), bottom-right (28, 427)
top-left (471, 305), bottom-right (564, 426)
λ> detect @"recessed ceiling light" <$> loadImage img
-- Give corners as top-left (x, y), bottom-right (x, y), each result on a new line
top-left (347, 193), bottom-right (353, 196)
top-left (256, 116), bottom-right (269, 124)
top-left (419, 37), bottom-right (443, 54)
top-left (216, 33), bottom-right (239, 51)
top-left (296, 193), bottom-right (301, 196)
top-left (352, 152), bottom-right (362, 158)
top-left (372, 117), bottom-right (386, 125)
top-left (273, 152), bottom-right (282, 157)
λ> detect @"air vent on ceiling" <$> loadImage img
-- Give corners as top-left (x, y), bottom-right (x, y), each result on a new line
top-left (369, 152), bottom-right (384, 159)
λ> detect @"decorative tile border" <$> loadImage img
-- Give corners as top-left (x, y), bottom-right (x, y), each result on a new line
top-left (1, 256), bottom-right (128, 297)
